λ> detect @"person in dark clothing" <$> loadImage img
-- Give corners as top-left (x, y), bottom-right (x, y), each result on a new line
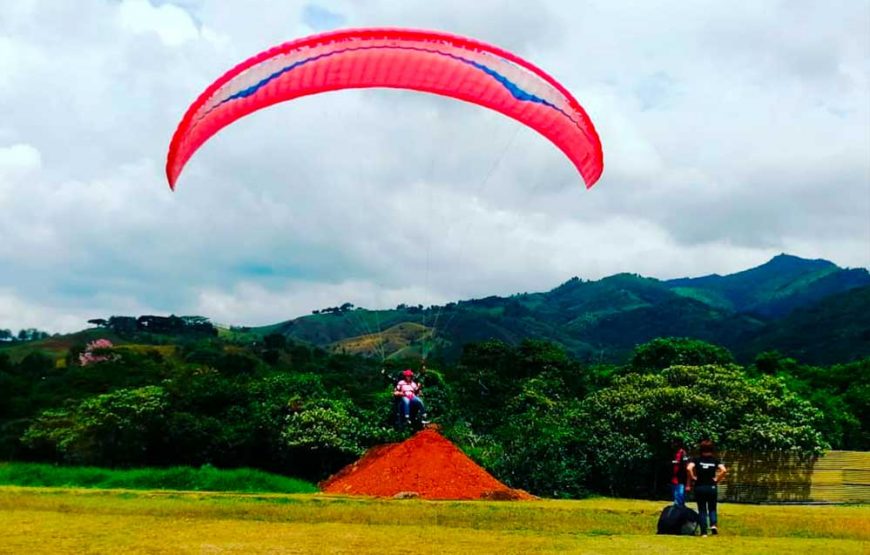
top-left (670, 439), bottom-right (689, 506)
top-left (687, 439), bottom-right (727, 537)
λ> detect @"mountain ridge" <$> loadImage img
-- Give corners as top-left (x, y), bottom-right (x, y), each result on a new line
top-left (266, 254), bottom-right (869, 364)
top-left (11, 254), bottom-right (863, 366)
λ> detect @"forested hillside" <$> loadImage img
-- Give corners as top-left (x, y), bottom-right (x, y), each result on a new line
top-left (1, 331), bottom-right (866, 499)
top-left (257, 255), bottom-right (869, 364)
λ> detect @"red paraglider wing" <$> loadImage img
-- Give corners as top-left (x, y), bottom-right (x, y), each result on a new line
top-left (166, 28), bottom-right (603, 189)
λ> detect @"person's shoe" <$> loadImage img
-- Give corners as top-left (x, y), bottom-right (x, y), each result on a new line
top-left (711, 526), bottom-right (718, 535)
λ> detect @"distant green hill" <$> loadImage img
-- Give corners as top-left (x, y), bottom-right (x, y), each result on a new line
top-left (10, 254), bottom-right (864, 366)
top-left (736, 285), bottom-right (870, 365)
top-left (255, 254), bottom-right (867, 364)
top-left (665, 253), bottom-right (870, 317)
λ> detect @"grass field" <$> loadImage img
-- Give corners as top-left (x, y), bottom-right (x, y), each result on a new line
top-left (1, 487), bottom-right (867, 554)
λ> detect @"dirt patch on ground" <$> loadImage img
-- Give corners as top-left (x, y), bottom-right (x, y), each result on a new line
top-left (320, 429), bottom-right (534, 500)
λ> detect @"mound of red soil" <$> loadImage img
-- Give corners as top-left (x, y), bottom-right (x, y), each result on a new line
top-left (320, 429), bottom-right (534, 500)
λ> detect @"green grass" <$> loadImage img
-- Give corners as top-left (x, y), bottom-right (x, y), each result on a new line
top-left (0, 487), bottom-right (867, 554)
top-left (0, 462), bottom-right (316, 494)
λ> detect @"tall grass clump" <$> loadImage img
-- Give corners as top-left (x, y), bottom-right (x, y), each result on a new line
top-left (0, 462), bottom-right (317, 493)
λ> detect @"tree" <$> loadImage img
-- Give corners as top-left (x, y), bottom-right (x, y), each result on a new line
top-left (78, 339), bottom-right (116, 366)
top-left (754, 352), bottom-right (869, 450)
top-left (13, 328), bottom-right (50, 342)
top-left (503, 300), bottom-right (532, 318)
top-left (263, 333), bottom-right (287, 350)
top-left (17, 352), bottom-right (54, 376)
top-left (486, 376), bottom-right (589, 498)
top-left (22, 386), bottom-right (168, 466)
top-left (579, 364), bottom-right (827, 496)
top-left (450, 339), bottom-right (588, 433)
top-left (450, 340), bottom-right (516, 431)
top-left (630, 337), bottom-right (734, 372)
top-left (280, 399), bottom-right (368, 479)
top-left (107, 316), bottom-right (137, 334)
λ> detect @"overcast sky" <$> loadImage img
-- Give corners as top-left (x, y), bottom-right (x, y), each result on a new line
top-left (1, 0), bottom-right (868, 333)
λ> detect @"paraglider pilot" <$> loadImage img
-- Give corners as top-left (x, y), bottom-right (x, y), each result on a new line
top-left (394, 369), bottom-right (425, 427)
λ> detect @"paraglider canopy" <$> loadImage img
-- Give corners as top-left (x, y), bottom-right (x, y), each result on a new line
top-left (166, 27), bottom-right (603, 189)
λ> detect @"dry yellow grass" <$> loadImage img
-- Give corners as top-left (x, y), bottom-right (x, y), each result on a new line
top-left (1, 487), bottom-right (867, 554)
top-left (115, 344), bottom-right (177, 357)
top-left (330, 322), bottom-right (431, 357)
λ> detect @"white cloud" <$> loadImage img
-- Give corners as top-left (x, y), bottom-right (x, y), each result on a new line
top-left (0, 287), bottom-right (155, 334)
top-left (0, 0), bottom-right (867, 333)
top-left (0, 143), bottom-right (41, 178)
top-left (117, 0), bottom-right (201, 47)
top-left (0, 290), bottom-right (81, 333)
top-left (195, 280), bottom-right (443, 328)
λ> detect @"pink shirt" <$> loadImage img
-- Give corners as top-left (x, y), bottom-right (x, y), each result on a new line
top-left (396, 379), bottom-right (420, 398)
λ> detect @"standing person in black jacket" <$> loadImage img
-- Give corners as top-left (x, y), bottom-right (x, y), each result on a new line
top-left (687, 439), bottom-right (728, 537)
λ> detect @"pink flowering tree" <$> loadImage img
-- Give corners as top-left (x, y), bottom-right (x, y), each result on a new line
top-left (79, 339), bottom-right (116, 366)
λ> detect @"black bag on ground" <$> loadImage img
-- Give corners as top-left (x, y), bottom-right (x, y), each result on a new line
top-left (656, 505), bottom-right (699, 535)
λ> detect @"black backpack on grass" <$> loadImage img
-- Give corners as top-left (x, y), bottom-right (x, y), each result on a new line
top-left (656, 504), bottom-right (699, 535)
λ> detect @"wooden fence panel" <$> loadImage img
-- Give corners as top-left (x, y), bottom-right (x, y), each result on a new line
top-left (718, 450), bottom-right (870, 503)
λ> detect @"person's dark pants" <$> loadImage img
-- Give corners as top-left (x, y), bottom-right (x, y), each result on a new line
top-left (694, 484), bottom-right (718, 534)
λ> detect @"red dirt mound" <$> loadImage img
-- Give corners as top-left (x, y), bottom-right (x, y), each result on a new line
top-left (320, 428), bottom-right (534, 500)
